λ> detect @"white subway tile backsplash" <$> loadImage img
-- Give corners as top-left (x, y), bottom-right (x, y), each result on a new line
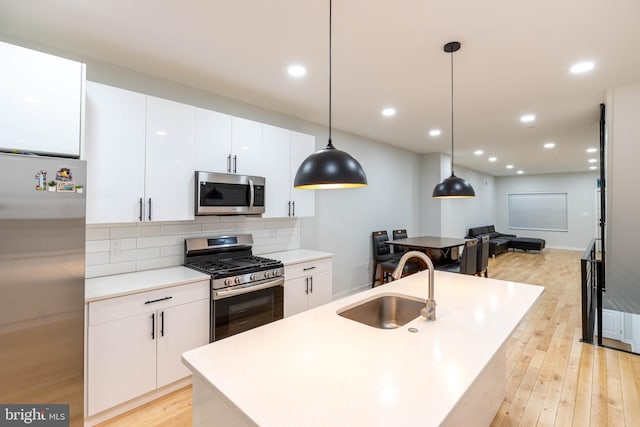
top-left (137, 255), bottom-right (183, 271)
top-left (85, 252), bottom-right (109, 266)
top-left (86, 240), bottom-right (110, 253)
top-left (86, 227), bottom-right (110, 241)
top-left (161, 224), bottom-right (202, 235)
top-left (85, 217), bottom-right (302, 278)
top-left (85, 261), bottom-right (137, 278)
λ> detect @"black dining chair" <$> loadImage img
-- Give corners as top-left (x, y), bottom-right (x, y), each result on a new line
top-left (392, 229), bottom-right (408, 254)
top-left (371, 231), bottom-right (403, 287)
top-left (475, 235), bottom-right (490, 278)
top-left (436, 239), bottom-right (478, 275)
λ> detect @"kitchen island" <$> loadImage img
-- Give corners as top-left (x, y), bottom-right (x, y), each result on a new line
top-left (182, 270), bottom-right (543, 427)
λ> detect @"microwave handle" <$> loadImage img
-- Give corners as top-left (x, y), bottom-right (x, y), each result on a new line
top-left (249, 179), bottom-right (255, 209)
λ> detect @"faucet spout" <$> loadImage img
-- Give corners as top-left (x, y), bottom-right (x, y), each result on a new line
top-left (391, 251), bottom-right (436, 321)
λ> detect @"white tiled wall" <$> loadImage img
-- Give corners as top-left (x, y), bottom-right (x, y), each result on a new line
top-left (85, 216), bottom-right (301, 278)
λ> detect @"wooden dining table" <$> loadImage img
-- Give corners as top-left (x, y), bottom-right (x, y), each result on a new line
top-left (386, 236), bottom-right (468, 265)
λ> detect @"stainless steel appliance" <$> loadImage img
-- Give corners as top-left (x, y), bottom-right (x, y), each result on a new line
top-left (184, 234), bottom-right (283, 342)
top-left (0, 153), bottom-right (86, 426)
top-left (195, 171), bottom-right (265, 216)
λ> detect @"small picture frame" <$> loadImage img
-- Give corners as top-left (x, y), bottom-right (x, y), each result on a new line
top-left (57, 181), bottom-right (76, 192)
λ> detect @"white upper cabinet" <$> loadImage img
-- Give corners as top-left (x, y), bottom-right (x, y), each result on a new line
top-left (263, 125), bottom-right (315, 218)
top-left (195, 110), bottom-right (262, 176)
top-left (85, 82), bottom-right (146, 223)
top-left (195, 108), bottom-right (232, 173)
top-left (290, 131), bottom-right (316, 217)
top-left (85, 83), bottom-right (196, 223)
top-left (144, 96), bottom-right (196, 222)
top-left (0, 41), bottom-right (84, 157)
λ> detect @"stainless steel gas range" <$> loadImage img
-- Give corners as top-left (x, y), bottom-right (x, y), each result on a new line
top-left (184, 234), bottom-right (284, 342)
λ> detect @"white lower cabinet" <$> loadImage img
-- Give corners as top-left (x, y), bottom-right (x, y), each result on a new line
top-left (87, 280), bottom-right (209, 416)
top-left (284, 258), bottom-right (332, 317)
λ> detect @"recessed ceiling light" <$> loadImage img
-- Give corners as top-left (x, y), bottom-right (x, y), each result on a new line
top-left (429, 129), bottom-right (441, 137)
top-left (520, 114), bottom-right (536, 123)
top-left (586, 147), bottom-right (598, 153)
top-left (474, 150), bottom-right (484, 156)
top-left (517, 170), bottom-right (524, 174)
top-left (155, 131), bottom-right (167, 136)
top-left (544, 142), bottom-right (555, 149)
top-left (287, 64), bottom-right (306, 77)
top-left (506, 165), bottom-right (514, 169)
top-left (488, 157), bottom-right (497, 162)
top-left (381, 107), bottom-right (396, 117)
top-left (570, 61), bottom-right (595, 74)
top-left (590, 166), bottom-right (598, 170)
top-left (588, 158), bottom-right (598, 163)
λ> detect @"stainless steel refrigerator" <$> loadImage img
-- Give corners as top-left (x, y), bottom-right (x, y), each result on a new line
top-left (0, 153), bottom-right (86, 426)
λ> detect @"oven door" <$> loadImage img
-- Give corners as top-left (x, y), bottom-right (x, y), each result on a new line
top-left (211, 278), bottom-right (284, 342)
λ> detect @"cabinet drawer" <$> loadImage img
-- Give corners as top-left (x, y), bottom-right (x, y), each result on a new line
top-left (89, 280), bottom-right (209, 326)
top-left (285, 258), bottom-right (332, 280)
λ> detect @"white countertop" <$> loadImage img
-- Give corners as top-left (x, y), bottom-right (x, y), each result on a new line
top-left (85, 266), bottom-right (210, 302)
top-left (260, 248), bottom-right (333, 265)
top-left (182, 270), bottom-right (543, 427)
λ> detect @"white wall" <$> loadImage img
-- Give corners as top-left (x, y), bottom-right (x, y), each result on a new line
top-left (494, 172), bottom-right (598, 250)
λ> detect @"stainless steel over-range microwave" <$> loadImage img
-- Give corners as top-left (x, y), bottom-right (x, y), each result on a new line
top-left (195, 171), bottom-right (265, 215)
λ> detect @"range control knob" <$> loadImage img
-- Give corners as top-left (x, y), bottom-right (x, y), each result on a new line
top-left (265, 271), bottom-right (272, 278)
top-left (273, 270), bottom-right (279, 277)
top-left (250, 274), bottom-right (256, 281)
top-left (234, 277), bottom-right (242, 284)
top-left (224, 278), bottom-right (231, 286)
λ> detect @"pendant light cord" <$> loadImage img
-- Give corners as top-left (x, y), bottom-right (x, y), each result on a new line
top-left (328, 0), bottom-right (333, 145)
top-left (450, 50), bottom-right (455, 175)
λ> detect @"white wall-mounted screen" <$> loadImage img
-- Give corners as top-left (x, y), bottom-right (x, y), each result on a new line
top-left (508, 192), bottom-right (568, 232)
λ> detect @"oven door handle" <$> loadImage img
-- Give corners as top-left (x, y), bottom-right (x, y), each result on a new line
top-left (214, 277), bottom-right (284, 300)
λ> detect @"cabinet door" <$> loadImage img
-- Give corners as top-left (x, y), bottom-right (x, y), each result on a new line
top-left (195, 108), bottom-right (232, 173)
top-left (284, 276), bottom-right (311, 318)
top-left (84, 82), bottom-right (146, 223)
top-left (0, 41), bottom-right (83, 157)
top-left (231, 117), bottom-right (262, 175)
top-left (308, 270), bottom-right (333, 310)
top-left (290, 131), bottom-right (316, 217)
top-left (262, 124), bottom-right (292, 218)
top-left (156, 299), bottom-right (210, 388)
top-left (145, 96), bottom-right (196, 221)
top-left (87, 312), bottom-right (157, 415)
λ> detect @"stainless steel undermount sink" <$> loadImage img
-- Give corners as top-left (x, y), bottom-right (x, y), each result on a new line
top-left (337, 293), bottom-right (426, 329)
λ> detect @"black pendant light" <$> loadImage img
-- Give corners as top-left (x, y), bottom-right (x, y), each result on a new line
top-left (432, 41), bottom-right (475, 199)
top-left (293, 0), bottom-right (367, 190)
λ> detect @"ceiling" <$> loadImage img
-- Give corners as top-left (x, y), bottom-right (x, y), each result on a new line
top-left (1, 0), bottom-right (639, 176)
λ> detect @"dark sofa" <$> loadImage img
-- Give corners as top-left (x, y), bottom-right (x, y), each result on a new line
top-left (467, 225), bottom-right (545, 257)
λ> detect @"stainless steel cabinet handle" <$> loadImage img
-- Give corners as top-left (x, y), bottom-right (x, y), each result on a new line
top-left (144, 296), bottom-right (173, 305)
top-left (305, 277), bottom-right (309, 294)
top-left (227, 154), bottom-right (232, 173)
top-left (310, 276), bottom-right (313, 293)
top-left (288, 201), bottom-right (291, 217)
top-left (160, 311), bottom-right (165, 337)
top-left (151, 313), bottom-right (155, 340)
top-left (292, 201), bottom-right (295, 216)
top-left (139, 198), bottom-right (143, 222)
top-left (233, 155), bottom-right (237, 174)
top-left (303, 266), bottom-right (316, 271)
top-left (148, 198), bottom-right (152, 221)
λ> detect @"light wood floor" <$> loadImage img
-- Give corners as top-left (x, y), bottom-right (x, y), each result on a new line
top-left (98, 249), bottom-right (640, 426)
